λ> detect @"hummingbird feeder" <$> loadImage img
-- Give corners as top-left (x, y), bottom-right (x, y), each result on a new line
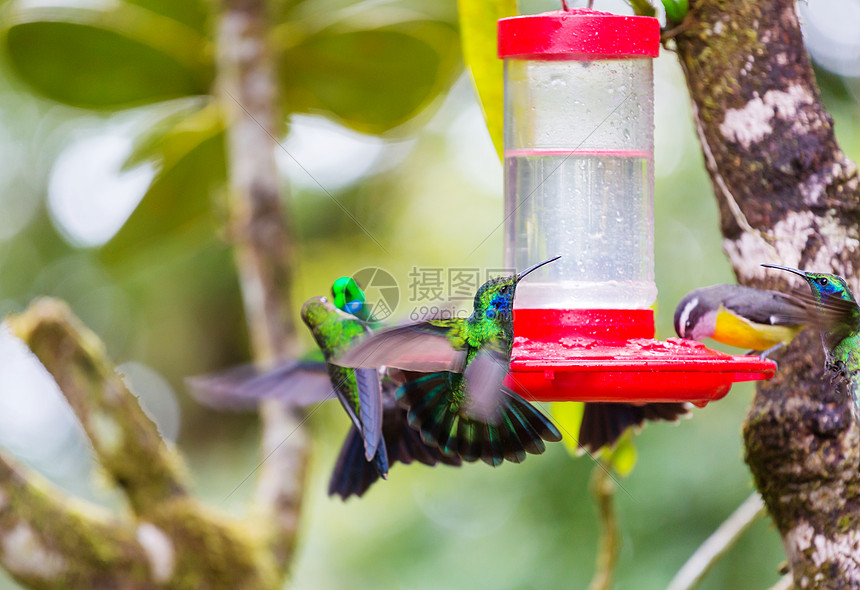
top-left (498, 7), bottom-right (775, 406)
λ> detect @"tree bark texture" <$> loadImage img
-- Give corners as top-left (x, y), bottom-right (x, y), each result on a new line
top-left (673, 0), bottom-right (860, 587)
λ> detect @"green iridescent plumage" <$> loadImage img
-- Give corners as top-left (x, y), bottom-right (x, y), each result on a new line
top-left (763, 264), bottom-right (860, 428)
top-left (301, 297), bottom-right (385, 467)
top-left (335, 257), bottom-right (563, 465)
top-left (332, 276), bottom-right (369, 320)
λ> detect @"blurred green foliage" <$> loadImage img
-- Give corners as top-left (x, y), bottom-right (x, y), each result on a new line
top-left (0, 0), bottom-right (857, 589)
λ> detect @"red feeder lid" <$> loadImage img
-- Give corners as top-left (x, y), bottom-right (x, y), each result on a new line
top-left (505, 309), bottom-right (776, 406)
top-left (498, 8), bottom-right (660, 59)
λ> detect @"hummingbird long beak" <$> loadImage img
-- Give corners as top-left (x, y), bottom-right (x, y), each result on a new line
top-left (761, 263), bottom-right (808, 279)
top-left (516, 256), bottom-right (561, 282)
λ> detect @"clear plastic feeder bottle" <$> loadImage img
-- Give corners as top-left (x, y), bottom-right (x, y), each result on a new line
top-left (499, 8), bottom-right (660, 310)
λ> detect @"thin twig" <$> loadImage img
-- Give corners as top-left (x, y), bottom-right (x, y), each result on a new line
top-left (588, 461), bottom-right (620, 590)
top-left (667, 492), bottom-right (767, 590)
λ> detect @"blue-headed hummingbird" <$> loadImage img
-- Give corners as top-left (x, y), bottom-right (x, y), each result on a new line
top-left (762, 264), bottom-right (860, 428)
top-left (334, 257), bottom-right (563, 465)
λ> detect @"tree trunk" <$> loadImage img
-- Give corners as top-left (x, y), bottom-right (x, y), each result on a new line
top-left (673, 0), bottom-right (860, 586)
top-left (216, 0), bottom-right (309, 575)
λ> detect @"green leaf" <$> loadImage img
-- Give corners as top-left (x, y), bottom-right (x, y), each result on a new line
top-left (626, 0), bottom-right (657, 18)
top-left (551, 401), bottom-right (585, 457)
top-left (457, 0), bottom-right (516, 161)
top-left (552, 401), bottom-right (639, 476)
top-left (123, 99), bottom-right (223, 171)
top-left (277, 18), bottom-right (461, 135)
top-left (1, 0), bottom-right (213, 109)
top-left (101, 105), bottom-right (226, 264)
top-left (661, 0), bottom-right (688, 24)
top-left (122, 0), bottom-right (210, 35)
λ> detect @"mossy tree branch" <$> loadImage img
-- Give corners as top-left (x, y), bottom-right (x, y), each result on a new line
top-left (672, 0), bottom-right (860, 587)
top-left (2, 299), bottom-right (280, 589)
top-left (7, 299), bottom-right (188, 516)
top-left (0, 453), bottom-right (150, 589)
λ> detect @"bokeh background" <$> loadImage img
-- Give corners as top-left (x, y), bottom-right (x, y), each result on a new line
top-left (0, 0), bottom-right (857, 588)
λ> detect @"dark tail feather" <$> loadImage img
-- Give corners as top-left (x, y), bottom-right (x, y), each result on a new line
top-left (578, 402), bottom-right (690, 454)
top-left (329, 408), bottom-right (459, 500)
top-left (329, 426), bottom-right (379, 500)
top-left (397, 372), bottom-right (561, 465)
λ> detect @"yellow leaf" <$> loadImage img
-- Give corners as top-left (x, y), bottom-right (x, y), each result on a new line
top-left (607, 433), bottom-right (638, 477)
top-left (551, 401), bottom-right (585, 458)
top-left (457, 0), bottom-right (516, 161)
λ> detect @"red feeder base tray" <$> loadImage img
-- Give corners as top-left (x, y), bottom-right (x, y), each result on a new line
top-left (505, 309), bottom-right (776, 406)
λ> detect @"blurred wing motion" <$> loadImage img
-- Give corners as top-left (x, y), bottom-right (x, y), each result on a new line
top-left (186, 360), bottom-right (331, 411)
top-left (329, 383), bottom-right (461, 500)
top-left (462, 346), bottom-right (509, 422)
top-left (578, 402), bottom-right (690, 454)
top-left (332, 322), bottom-right (467, 372)
top-left (790, 290), bottom-right (860, 332)
top-left (397, 370), bottom-right (561, 466)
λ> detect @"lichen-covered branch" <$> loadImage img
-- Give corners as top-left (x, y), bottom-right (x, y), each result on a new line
top-left (216, 0), bottom-right (309, 573)
top-left (6, 299), bottom-right (188, 516)
top-left (2, 300), bottom-right (279, 589)
top-left (672, 0), bottom-right (860, 587)
top-left (0, 453), bottom-right (150, 589)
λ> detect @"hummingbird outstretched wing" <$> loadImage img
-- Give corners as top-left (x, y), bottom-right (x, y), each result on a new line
top-left (328, 382), bottom-right (461, 500)
top-left (352, 367), bottom-right (384, 462)
top-left (186, 359), bottom-right (331, 411)
top-left (577, 402), bottom-right (690, 453)
top-left (331, 321), bottom-right (468, 373)
top-left (324, 363), bottom-right (385, 465)
top-left (396, 370), bottom-right (561, 466)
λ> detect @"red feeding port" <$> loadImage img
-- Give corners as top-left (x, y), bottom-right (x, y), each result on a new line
top-left (504, 309), bottom-right (776, 406)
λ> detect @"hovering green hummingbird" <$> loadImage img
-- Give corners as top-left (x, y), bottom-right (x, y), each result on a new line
top-left (189, 277), bottom-right (459, 499)
top-left (762, 264), bottom-right (860, 427)
top-left (334, 257), bottom-right (563, 466)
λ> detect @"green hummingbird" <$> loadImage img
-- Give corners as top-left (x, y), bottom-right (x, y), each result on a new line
top-left (334, 257), bottom-right (564, 466)
top-left (762, 264), bottom-right (860, 427)
top-left (300, 295), bottom-right (387, 475)
top-left (189, 278), bottom-right (459, 499)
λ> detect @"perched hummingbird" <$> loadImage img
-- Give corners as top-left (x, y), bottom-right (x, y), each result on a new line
top-left (189, 279), bottom-right (459, 499)
top-left (762, 264), bottom-right (860, 427)
top-left (334, 257), bottom-right (563, 466)
top-left (674, 284), bottom-right (811, 358)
